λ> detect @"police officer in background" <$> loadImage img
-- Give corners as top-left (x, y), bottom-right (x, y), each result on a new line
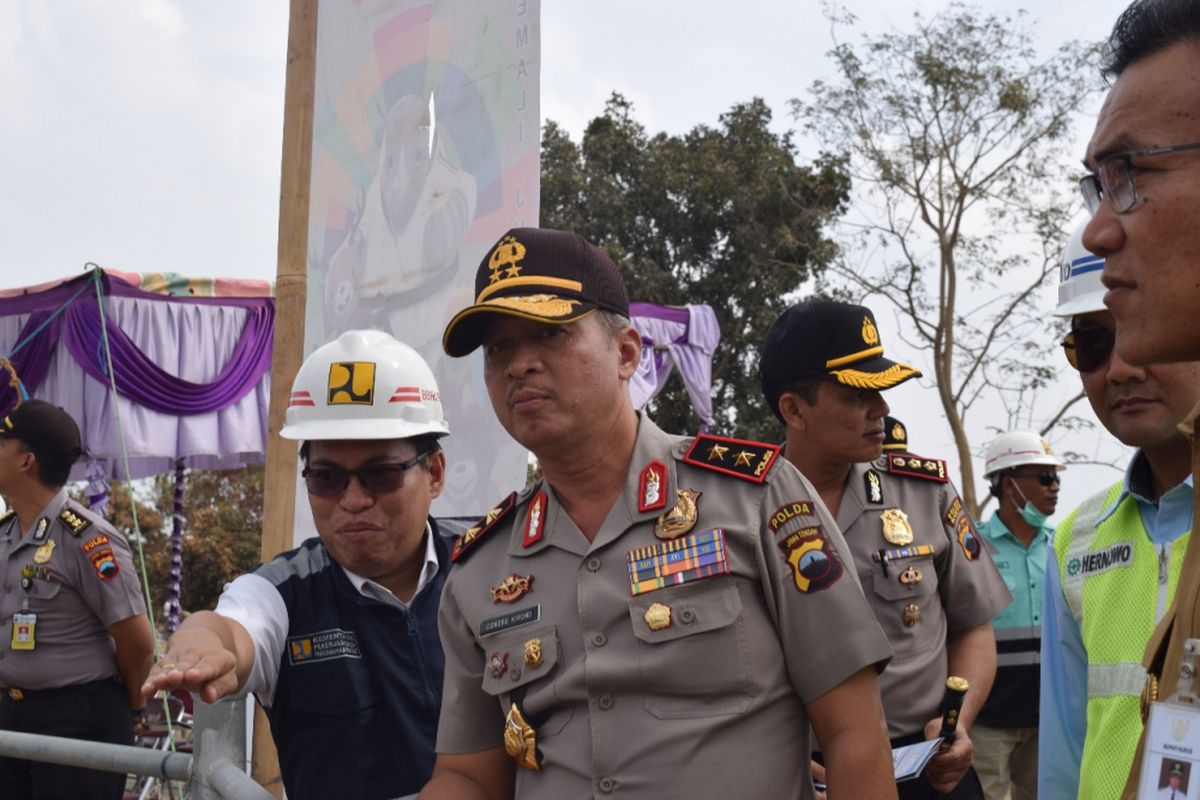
top-left (759, 300), bottom-right (1011, 800)
top-left (0, 400), bottom-right (155, 799)
top-left (143, 331), bottom-right (451, 800)
top-left (972, 430), bottom-right (1064, 800)
top-left (883, 417), bottom-right (911, 454)
top-left (422, 227), bottom-right (897, 800)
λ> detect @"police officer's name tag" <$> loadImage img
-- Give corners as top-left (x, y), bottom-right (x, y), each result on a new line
top-left (480, 605), bottom-right (541, 637)
top-left (10, 612), bottom-right (36, 651)
top-left (1137, 701), bottom-right (1200, 799)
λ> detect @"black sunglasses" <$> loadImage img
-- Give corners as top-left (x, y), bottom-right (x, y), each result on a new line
top-left (1062, 325), bottom-right (1115, 373)
top-left (1010, 471), bottom-right (1061, 487)
top-left (302, 449), bottom-right (433, 498)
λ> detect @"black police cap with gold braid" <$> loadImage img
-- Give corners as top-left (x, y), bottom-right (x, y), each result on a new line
top-left (882, 416), bottom-right (909, 452)
top-left (759, 300), bottom-right (921, 419)
top-left (442, 228), bottom-right (630, 357)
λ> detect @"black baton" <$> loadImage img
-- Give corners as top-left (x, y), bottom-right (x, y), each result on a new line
top-left (938, 676), bottom-right (969, 751)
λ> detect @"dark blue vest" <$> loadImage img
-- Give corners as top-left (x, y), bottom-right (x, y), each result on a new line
top-left (253, 521), bottom-right (448, 799)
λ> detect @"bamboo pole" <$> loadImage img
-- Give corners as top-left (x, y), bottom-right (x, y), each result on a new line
top-left (252, 0), bottom-right (318, 795)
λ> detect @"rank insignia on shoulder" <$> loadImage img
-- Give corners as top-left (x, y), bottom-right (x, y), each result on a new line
top-left (522, 491), bottom-right (547, 548)
top-left (638, 461), bottom-right (668, 512)
top-left (682, 433), bottom-right (779, 483)
top-left (58, 508), bottom-right (92, 537)
top-left (451, 492), bottom-right (517, 563)
top-left (885, 453), bottom-right (948, 483)
top-left (864, 469), bottom-right (884, 504)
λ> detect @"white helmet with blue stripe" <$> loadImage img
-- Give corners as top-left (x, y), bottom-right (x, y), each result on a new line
top-left (1054, 219), bottom-right (1105, 317)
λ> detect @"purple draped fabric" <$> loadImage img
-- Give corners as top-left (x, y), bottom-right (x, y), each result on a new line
top-left (0, 272), bottom-right (273, 417)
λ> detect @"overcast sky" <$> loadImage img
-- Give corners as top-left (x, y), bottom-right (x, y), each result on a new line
top-left (0, 0), bottom-right (1139, 517)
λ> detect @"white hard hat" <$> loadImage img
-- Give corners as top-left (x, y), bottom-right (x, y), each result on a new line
top-left (280, 329), bottom-right (449, 441)
top-left (1054, 219), bottom-right (1106, 317)
top-left (982, 430), bottom-right (1065, 478)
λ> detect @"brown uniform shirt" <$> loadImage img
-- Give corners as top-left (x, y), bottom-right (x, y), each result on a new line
top-left (837, 457), bottom-right (1011, 738)
top-left (437, 415), bottom-right (893, 800)
top-left (0, 491), bottom-right (146, 689)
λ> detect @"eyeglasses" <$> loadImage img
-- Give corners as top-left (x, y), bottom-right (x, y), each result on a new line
top-left (302, 449), bottom-right (433, 498)
top-left (1079, 140), bottom-right (1200, 214)
top-left (1062, 324), bottom-right (1115, 373)
top-left (1010, 471), bottom-right (1061, 487)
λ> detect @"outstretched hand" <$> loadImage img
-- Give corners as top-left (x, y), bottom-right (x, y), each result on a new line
top-left (141, 628), bottom-right (240, 705)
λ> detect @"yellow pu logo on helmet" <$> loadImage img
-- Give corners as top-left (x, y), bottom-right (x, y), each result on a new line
top-left (861, 316), bottom-right (879, 346)
top-left (327, 362), bottom-right (376, 405)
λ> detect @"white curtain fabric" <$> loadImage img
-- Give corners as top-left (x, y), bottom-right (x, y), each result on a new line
top-left (0, 296), bottom-right (269, 480)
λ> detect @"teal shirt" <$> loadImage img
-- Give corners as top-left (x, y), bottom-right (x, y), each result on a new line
top-left (979, 513), bottom-right (1050, 632)
top-left (976, 512), bottom-right (1049, 727)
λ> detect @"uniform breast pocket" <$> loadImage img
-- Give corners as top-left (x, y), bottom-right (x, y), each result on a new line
top-left (871, 557), bottom-right (937, 650)
top-left (628, 578), bottom-right (753, 719)
top-left (285, 657), bottom-right (380, 720)
top-left (479, 626), bottom-right (573, 738)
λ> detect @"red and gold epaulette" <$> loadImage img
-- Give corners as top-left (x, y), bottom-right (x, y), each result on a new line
top-left (451, 492), bottom-right (517, 563)
top-left (885, 453), bottom-right (948, 483)
top-left (682, 433), bottom-right (779, 484)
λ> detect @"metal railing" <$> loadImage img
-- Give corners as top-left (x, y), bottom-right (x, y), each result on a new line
top-left (0, 697), bottom-right (271, 800)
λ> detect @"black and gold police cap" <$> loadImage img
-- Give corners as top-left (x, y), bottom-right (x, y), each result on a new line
top-left (759, 300), bottom-right (921, 419)
top-left (882, 416), bottom-right (909, 452)
top-left (443, 228), bottom-right (630, 357)
top-left (0, 400), bottom-right (83, 462)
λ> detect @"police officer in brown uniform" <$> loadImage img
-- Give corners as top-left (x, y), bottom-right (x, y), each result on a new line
top-left (0, 400), bottom-right (155, 799)
top-left (420, 228), bottom-right (898, 800)
top-left (759, 301), bottom-right (1011, 800)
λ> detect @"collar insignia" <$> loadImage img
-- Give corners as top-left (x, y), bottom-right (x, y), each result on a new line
top-left (864, 469), bottom-right (883, 504)
top-left (638, 461), bottom-right (668, 513)
top-left (522, 491), bottom-right (547, 548)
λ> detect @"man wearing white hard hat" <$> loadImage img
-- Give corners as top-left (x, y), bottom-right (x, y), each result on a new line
top-left (1038, 221), bottom-right (1199, 800)
top-left (142, 330), bottom-right (451, 800)
top-left (971, 431), bottom-right (1063, 800)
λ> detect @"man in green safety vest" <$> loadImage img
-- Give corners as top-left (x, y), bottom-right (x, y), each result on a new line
top-left (1039, 220), bottom-right (1200, 799)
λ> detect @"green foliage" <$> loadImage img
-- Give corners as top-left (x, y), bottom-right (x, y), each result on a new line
top-left (541, 95), bottom-right (850, 440)
top-left (794, 3), bottom-right (1101, 514)
top-left (99, 466), bottom-right (264, 624)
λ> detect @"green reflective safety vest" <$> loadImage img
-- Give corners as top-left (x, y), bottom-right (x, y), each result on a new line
top-left (1055, 481), bottom-right (1190, 800)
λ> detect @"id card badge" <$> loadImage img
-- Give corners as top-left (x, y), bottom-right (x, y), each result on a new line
top-left (10, 612), bottom-right (36, 651)
top-left (1137, 700), bottom-right (1200, 799)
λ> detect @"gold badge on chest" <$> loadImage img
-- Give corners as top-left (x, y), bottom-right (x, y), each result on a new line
top-left (880, 507), bottom-right (914, 546)
top-left (654, 489), bottom-right (701, 540)
top-left (33, 540), bottom-right (55, 565)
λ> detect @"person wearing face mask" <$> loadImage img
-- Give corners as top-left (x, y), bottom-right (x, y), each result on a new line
top-left (971, 430), bottom-right (1064, 800)
top-left (1038, 220), bottom-right (1198, 800)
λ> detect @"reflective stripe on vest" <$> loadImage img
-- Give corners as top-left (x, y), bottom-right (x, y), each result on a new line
top-left (1055, 482), bottom-right (1191, 800)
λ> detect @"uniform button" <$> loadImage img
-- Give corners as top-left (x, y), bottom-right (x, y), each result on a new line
top-left (597, 693), bottom-right (614, 710)
top-left (510, 667), bottom-right (522, 681)
top-left (586, 557), bottom-right (602, 572)
top-left (591, 632), bottom-right (607, 647)
top-left (598, 777), bottom-right (617, 794)
top-left (680, 609), bottom-right (696, 624)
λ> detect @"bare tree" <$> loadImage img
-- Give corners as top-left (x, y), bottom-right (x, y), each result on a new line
top-left (795, 3), bottom-right (1101, 515)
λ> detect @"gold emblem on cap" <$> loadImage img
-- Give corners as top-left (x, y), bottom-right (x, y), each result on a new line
top-left (862, 315), bottom-right (880, 346)
top-left (655, 489), bottom-right (701, 540)
top-left (644, 602), bottom-right (672, 631)
top-left (880, 508), bottom-right (914, 546)
top-left (485, 294), bottom-right (580, 317)
top-left (892, 422), bottom-right (905, 441)
top-left (504, 702), bottom-right (541, 770)
top-left (33, 540), bottom-right (55, 565)
top-left (902, 603), bottom-right (920, 627)
top-left (488, 235), bottom-right (526, 283)
top-left (523, 638), bottom-right (543, 668)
